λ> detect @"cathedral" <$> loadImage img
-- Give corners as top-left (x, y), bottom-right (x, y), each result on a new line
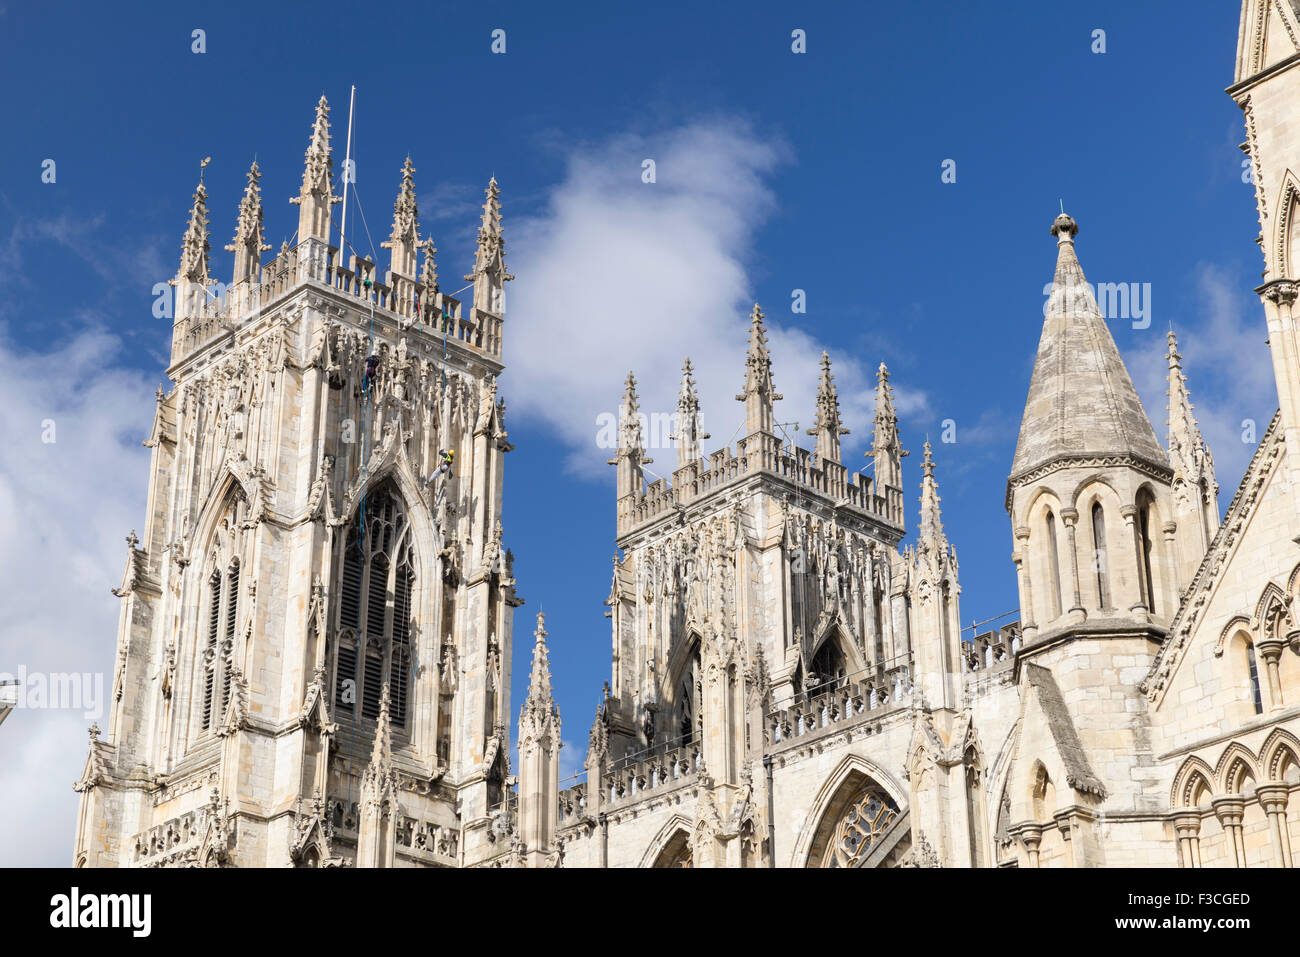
top-left (73, 1), bottom-right (1300, 867)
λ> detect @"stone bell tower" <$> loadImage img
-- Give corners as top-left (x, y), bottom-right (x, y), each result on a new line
top-left (73, 96), bottom-right (522, 868)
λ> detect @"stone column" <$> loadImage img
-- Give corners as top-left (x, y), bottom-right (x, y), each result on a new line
top-left (1172, 812), bottom-right (1202, 868)
top-left (1059, 508), bottom-right (1086, 621)
top-left (1255, 638), bottom-right (1286, 711)
top-left (1013, 526), bottom-right (1036, 640)
top-left (1256, 783), bottom-right (1292, 868)
top-left (1211, 796), bottom-right (1247, 867)
top-left (1120, 504), bottom-right (1148, 619)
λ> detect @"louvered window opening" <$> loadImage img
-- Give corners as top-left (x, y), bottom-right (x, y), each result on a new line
top-left (333, 489), bottom-right (416, 729)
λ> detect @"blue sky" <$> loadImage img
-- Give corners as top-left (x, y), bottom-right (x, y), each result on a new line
top-left (0, 1), bottom-right (1276, 863)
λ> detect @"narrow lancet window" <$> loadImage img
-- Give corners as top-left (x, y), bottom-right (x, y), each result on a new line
top-left (1091, 503), bottom-right (1110, 609)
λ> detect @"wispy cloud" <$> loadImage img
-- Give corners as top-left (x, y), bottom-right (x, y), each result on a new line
top-left (0, 324), bottom-right (153, 865)
top-left (0, 208), bottom-right (167, 301)
top-left (505, 118), bottom-right (925, 478)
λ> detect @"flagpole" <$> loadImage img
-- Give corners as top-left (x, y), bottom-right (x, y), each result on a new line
top-left (338, 84), bottom-right (356, 261)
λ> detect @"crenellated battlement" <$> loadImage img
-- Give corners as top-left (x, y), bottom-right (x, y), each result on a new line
top-left (167, 97), bottom-right (509, 380)
top-left (169, 242), bottom-right (483, 369)
top-left (620, 433), bottom-right (903, 538)
top-left (611, 313), bottom-right (908, 540)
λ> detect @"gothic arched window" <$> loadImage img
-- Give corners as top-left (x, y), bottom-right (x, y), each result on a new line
top-left (810, 637), bottom-right (848, 694)
top-left (1044, 509), bottom-right (1063, 620)
top-left (822, 785), bottom-right (900, 868)
top-left (1091, 503), bottom-right (1110, 610)
top-left (333, 488), bottom-right (417, 729)
top-left (194, 492), bottom-right (246, 739)
top-left (673, 645), bottom-right (702, 747)
top-left (1137, 492), bottom-right (1157, 615)
top-left (1243, 637), bottom-right (1264, 715)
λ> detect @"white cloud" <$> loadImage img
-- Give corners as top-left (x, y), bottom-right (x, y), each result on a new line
top-left (1128, 263), bottom-right (1277, 498)
top-left (0, 326), bottom-right (153, 866)
top-left (506, 119), bottom-right (915, 479)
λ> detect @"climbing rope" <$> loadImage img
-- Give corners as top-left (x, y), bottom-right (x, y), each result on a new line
top-left (324, 160), bottom-right (461, 822)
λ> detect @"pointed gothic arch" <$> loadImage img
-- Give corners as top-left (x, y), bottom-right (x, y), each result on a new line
top-left (1255, 580), bottom-right (1288, 626)
top-left (791, 753), bottom-right (907, 868)
top-left (184, 461), bottom-right (258, 565)
top-left (640, 814), bottom-right (695, 868)
top-left (807, 621), bottom-right (867, 694)
top-left (1285, 561), bottom-right (1300, 598)
top-left (1214, 742), bottom-right (1259, 795)
top-left (1260, 728), bottom-right (1300, 782)
top-left (1134, 485), bottom-right (1164, 616)
top-left (1029, 760), bottom-right (1056, 823)
top-left (1224, 628), bottom-right (1265, 717)
top-left (1272, 169), bottom-right (1300, 278)
top-left (1214, 615), bottom-right (1253, 658)
top-left (1171, 756), bottom-right (1215, 809)
top-left (1089, 499), bottom-right (1112, 611)
top-left (661, 630), bottom-right (703, 748)
top-left (331, 482), bottom-right (420, 733)
top-left (186, 486), bottom-right (249, 746)
top-left (338, 446), bottom-right (432, 539)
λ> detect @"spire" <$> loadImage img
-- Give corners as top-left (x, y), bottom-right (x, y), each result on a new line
top-left (368, 682), bottom-right (394, 770)
top-left (464, 177), bottom-right (514, 316)
top-left (671, 357), bottom-right (709, 466)
top-left (176, 181), bottom-right (211, 286)
top-left (381, 157), bottom-right (421, 278)
top-left (1010, 214), bottom-right (1166, 483)
top-left (808, 350), bottom-right (849, 463)
top-left (918, 441), bottom-right (947, 550)
top-left (1166, 328), bottom-right (1220, 524)
top-left (870, 362), bottom-right (905, 492)
top-left (225, 160), bottom-right (270, 286)
top-left (736, 303), bottom-right (781, 435)
top-left (170, 180), bottom-right (214, 324)
top-left (359, 682), bottom-right (398, 805)
top-left (289, 95), bottom-right (340, 243)
top-left (419, 238), bottom-right (439, 293)
top-left (520, 613), bottom-right (558, 728)
top-left (517, 612), bottom-right (561, 866)
top-left (618, 371), bottom-right (647, 459)
top-left (609, 372), bottom-right (650, 524)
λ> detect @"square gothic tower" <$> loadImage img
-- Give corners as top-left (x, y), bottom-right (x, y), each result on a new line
top-left (73, 97), bottom-right (521, 868)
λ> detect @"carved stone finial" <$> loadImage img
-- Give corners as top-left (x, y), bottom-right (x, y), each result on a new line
top-left (1050, 212), bottom-right (1079, 241)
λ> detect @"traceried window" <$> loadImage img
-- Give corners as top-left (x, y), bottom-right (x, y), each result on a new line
top-left (193, 492), bottom-right (247, 740)
top-left (822, 786), bottom-right (900, 868)
top-left (333, 488), bottom-right (416, 729)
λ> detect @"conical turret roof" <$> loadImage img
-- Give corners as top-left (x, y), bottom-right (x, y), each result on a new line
top-left (1010, 214), bottom-right (1166, 483)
